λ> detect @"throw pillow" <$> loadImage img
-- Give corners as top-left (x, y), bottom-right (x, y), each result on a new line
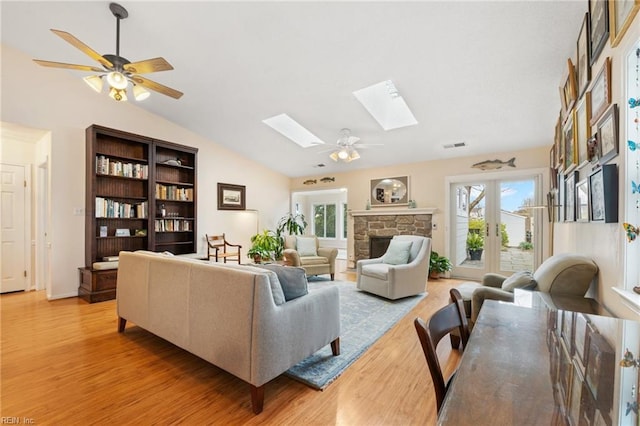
top-left (501, 271), bottom-right (537, 292)
top-left (381, 240), bottom-right (413, 265)
top-left (296, 236), bottom-right (317, 257)
top-left (257, 264), bottom-right (308, 301)
top-left (249, 266), bottom-right (286, 305)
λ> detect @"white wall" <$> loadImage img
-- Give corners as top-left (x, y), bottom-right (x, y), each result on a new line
top-left (1, 44), bottom-right (291, 300)
top-left (501, 211), bottom-right (526, 247)
top-left (553, 20), bottom-right (640, 320)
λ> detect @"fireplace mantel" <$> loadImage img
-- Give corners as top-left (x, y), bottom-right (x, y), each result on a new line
top-left (350, 207), bottom-right (437, 217)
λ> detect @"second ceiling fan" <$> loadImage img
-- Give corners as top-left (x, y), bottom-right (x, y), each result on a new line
top-left (33, 2), bottom-right (182, 102)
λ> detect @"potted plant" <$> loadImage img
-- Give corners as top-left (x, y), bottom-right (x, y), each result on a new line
top-left (276, 213), bottom-right (307, 236)
top-left (247, 229), bottom-right (280, 263)
top-left (429, 251), bottom-right (452, 279)
top-left (466, 232), bottom-right (484, 261)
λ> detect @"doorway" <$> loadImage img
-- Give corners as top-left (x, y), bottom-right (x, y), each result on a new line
top-left (448, 172), bottom-right (542, 280)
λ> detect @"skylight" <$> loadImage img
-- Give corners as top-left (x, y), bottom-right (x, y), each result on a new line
top-left (353, 80), bottom-right (418, 131)
top-left (262, 113), bottom-right (324, 148)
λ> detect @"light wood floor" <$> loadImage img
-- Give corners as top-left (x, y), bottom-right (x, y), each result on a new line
top-left (1, 261), bottom-right (462, 425)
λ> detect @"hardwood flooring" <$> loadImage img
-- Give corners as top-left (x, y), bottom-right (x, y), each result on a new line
top-left (1, 261), bottom-right (462, 425)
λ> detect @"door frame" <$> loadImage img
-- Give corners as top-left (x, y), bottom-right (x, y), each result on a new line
top-left (445, 167), bottom-right (548, 280)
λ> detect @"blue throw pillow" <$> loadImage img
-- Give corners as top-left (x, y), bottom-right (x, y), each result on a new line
top-left (381, 240), bottom-right (412, 265)
top-left (257, 264), bottom-right (308, 301)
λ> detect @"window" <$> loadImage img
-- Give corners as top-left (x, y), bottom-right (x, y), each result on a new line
top-left (314, 203), bottom-right (336, 238)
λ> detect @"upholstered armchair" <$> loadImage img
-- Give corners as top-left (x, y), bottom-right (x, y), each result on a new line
top-left (356, 235), bottom-right (431, 300)
top-left (457, 253), bottom-right (599, 325)
top-left (283, 235), bottom-right (338, 280)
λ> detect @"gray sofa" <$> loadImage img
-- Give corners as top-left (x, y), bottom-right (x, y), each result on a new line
top-left (116, 251), bottom-right (341, 414)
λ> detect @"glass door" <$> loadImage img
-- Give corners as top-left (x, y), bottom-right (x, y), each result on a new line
top-left (450, 175), bottom-right (540, 280)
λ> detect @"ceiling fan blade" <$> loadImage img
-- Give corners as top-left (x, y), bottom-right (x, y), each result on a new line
top-left (33, 59), bottom-right (105, 73)
top-left (50, 29), bottom-right (113, 69)
top-left (124, 57), bottom-right (174, 74)
top-left (131, 75), bottom-right (183, 99)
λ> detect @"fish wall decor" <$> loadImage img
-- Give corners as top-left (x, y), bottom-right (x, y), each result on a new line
top-left (471, 157), bottom-right (516, 170)
top-left (303, 179), bottom-right (317, 185)
top-left (320, 177), bottom-right (335, 183)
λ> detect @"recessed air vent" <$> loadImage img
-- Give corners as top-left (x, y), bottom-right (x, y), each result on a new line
top-left (443, 142), bottom-right (467, 149)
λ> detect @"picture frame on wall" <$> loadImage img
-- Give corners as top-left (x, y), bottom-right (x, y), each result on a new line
top-left (587, 134), bottom-right (601, 163)
top-left (589, 164), bottom-right (618, 222)
top-left (589, 0), bottom-right (609, 67)
top-left (589, 57), bottom-right (611, 126)
top-left (557, 172), bottom-right (565, 222)
top-left (555, 114), bottom-right (565, 169)
top-left (217, 182), bottom-right (246, 210)
top-left (576, 178), bottom-right (589, 222)
top-left (584, 329), bottom-right (615, 412)
top-left (575, 94), bottom-right (592, 168)
top-left (561, 59), bottom-right (578, 114)
top-left (563, 111), bottom-right (578, 173)
top-left (610, 0), bottom-right (640, 47)
top-left (565, 171), bottom-right (578, 222)
top-left (597, 104), bottom-right (618, 164)
top-left (576, 13), bottom-right (591, 97)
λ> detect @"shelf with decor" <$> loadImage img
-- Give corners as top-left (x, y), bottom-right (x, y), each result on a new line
top-left (82, 125), bottom-right (198, 303)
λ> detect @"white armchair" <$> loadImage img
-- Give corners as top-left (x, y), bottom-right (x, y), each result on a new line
top-left (356, 235), bottom-right (431, 300)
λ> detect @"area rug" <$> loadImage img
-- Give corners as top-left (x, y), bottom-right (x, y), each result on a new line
top-left (285, 279), bottom-right (425, 390)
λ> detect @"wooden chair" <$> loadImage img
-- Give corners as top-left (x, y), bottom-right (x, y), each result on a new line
top-left (414, 289), bottom-right (470, 413)
top-left (206, 234), bottom-right (242, 264)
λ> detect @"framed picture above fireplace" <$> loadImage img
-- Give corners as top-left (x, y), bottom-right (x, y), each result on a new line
top-left (370, 176), bottom-right (409, 206)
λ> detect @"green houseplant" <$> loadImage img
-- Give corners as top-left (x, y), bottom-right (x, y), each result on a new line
top-left (466, 232), bottom-right (484, 261)
top-left (247, 229), bottom-right (280, 263)
top-left (274, 213), bottom-right (307, 260)
top-left (429, 251), bottom-right (452, 279)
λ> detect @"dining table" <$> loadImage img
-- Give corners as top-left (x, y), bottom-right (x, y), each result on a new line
top-left (437, 295), bottom-right (640, 426)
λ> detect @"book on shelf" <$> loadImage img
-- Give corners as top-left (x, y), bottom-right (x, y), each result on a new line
top-left (103, 255), bottom-right (120, 262)
top-left (96, 155), bottom-right (148, 179)
top-left (95, 198), bottom-right (148, 219)
top-left (155, 184), bottom-right (193, 201)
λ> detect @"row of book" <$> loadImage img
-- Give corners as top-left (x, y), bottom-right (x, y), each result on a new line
top-left (154, 219), bottom-right (192, 232)
top-left (155, 184), bottom-right (193, 201)
top-left (95, 198), bottom-right (148, 219)
top-left (96, 155), bottom-right (148, 179)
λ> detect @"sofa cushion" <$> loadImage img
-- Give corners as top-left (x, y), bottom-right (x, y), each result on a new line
top-left (502, 271), bottom-right (537, 292)
top-left (382, 240), bottom-right (412, 265)
top-left (223, 263), bottom-right (286, 305)
top-left (299, 256), bottom-right (329, 266)
top-left (362, 263), bottom-right (390, 280)
top-left (296, 237), bottom-right (317, 257)
top-left (257, 264), bottom-right (308, 301)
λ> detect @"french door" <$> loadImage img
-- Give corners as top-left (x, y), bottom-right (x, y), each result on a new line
top-left (448, 173), bottom-right (542, 281)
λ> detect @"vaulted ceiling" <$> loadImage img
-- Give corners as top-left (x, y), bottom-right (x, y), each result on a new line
top-left (1, 1), bottom-right (585, 177)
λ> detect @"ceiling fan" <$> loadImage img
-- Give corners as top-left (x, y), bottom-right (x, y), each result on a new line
top-left (33, 2), bottom-right (182, 102)
top-left (327, 128), bottom-right (382, 163)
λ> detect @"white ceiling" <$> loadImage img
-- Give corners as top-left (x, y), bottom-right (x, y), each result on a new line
top-left (1, 1), bottom-right (585, 177)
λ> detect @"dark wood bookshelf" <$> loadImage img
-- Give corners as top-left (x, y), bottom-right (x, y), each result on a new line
top-left (81, 125), bottom-right (198, 303)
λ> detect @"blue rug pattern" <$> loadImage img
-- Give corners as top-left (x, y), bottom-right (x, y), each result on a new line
top-left (285, 279), bottom-right (425, 390)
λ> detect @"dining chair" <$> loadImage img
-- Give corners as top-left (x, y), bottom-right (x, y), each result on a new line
top-left (414, 288), bottom-right (469, 413)
top-left (206, 233), bottom-right (242, 264)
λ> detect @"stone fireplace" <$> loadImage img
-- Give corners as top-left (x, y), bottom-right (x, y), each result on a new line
top-left (351, 208), bottom-right (435, 262)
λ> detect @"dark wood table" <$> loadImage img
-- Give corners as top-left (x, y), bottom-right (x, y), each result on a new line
top-left (437, 300), bottom-right (639, 426)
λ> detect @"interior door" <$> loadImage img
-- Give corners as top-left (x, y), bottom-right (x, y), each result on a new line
top-left (450, 175), bottom-right (540, 280)
top-left (1, 163), bottom-right (27, 293)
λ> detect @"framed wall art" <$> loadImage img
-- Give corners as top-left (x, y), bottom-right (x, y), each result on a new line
top-left (576, 13), bottom-right (591, 97)
top-left (597, 104), bottom-right (618, 164)
top-left (589, 0), bottom-right (610, 66)
top-left (584, 329), bottom-right (615, 412)
top-left (561, 59), bottom-right (578, 114)
top-left (563, 111), bottom-right (578, 173)
top-left (587, 134), bottom-right (600, 163)
top-left (555, 114), bottom-right (565, 169)
top-left (589, 164), bottom-right (618, 222)
top-left (610, 0), bottom-right (640, 47)
top-left (565, 170), bottom-right (578, 222)
top-left (576, 178), bottom-right (589, 222)
top-left (217, 182), bottom-right (246, 210)
top-left (589, 57), bottom-right (611, 126)
top-left (574, 94), bottom-right (592, 168)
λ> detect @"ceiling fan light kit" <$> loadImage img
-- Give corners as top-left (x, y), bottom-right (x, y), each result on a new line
top-left (33, 2), bottom-right (182, 102)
